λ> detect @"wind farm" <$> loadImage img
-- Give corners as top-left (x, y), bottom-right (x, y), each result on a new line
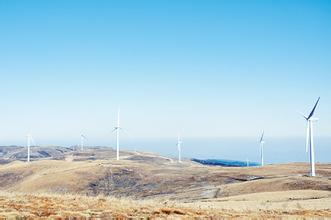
top-left (0, 97), bottom-right (330, 218)
top-left (1, 0), bottom-right (330, 219)
top-left (0, 144), bottom-right (330, 218)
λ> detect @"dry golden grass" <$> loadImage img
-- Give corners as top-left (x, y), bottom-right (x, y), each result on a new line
top-left (0, 191), bottom-right (205, 219)
top-left (0, 190), bottom-right (330, 219)
top-left (1, 159), bottom-right (330, 200)
top-left (0, 153), bottom-right (331, 219)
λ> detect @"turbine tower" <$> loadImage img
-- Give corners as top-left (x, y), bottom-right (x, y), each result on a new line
top-left (176, 134), bottom-right (182, 162)
top-left (113, 107), bottom-right (121, 160)
top-left (301, 97), bottom-right (320, 177)
top-left (26, 133), bottom-right (35, 163)
top-left (80, 134), bottom-right (87, 151)
top-left (259, 131), bottom-right (265, 166)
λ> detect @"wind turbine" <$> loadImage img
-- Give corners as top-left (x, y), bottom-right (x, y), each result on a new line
top-left (176, 134), bottom-right (182, 163)
top-left (112, 107), bottom-right (121, 160)
top-left (301, 97), bottom-right (320, 177)
top-left (80, 134), bottom-right (87, 151)
top-left (259, 131), bottom-right (265, 166)
top-left (26, 133), bottom-right (35, 163)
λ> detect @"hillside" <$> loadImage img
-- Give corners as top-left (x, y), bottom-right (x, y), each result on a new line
top-left (0, 146), bottom-right (330, 218)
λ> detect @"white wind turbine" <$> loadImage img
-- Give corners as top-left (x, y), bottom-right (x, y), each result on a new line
top-left (176, 134), bottom-right (182, 163)
top-left (300, 97), bottom-right (320, 177)
top-left (26, 133), bottom-right (35, 163)
top-left (112, 107), bottom-right (121, 160)
top-left (259, 131), bottom-right (265, 166)
top-left (80, 134), bottom-right (87, 151)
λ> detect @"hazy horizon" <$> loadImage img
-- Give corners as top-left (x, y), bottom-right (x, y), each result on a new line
top-left (1, 137), bottom-right (330, 163)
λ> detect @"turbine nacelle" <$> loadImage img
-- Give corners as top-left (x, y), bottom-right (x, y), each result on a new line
top-left (112, 126), bottom-right (122, 132)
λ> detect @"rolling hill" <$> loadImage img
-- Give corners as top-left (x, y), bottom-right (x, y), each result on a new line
top-left (0, 146), bottom-right (330, 218)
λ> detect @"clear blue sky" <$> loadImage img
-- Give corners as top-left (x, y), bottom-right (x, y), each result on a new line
top-left (0, 0), bottom-right (330, 145)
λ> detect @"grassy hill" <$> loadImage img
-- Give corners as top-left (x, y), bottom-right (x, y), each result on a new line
top-left (0, 146), bottom-right (330, 218)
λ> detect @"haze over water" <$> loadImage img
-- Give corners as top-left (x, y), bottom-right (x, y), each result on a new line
top-left (102, 137), bottom-right (331, 164)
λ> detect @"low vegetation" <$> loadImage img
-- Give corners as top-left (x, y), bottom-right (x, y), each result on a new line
top-left (0, 191), bottom-right (331, 219)
top-left (0, 147), bottom-right (330, 218)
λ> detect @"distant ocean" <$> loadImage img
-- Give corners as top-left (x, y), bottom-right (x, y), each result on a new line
top-left (191, 158), bottom-right (260, 167)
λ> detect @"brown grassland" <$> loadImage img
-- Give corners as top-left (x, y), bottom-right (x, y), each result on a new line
top-left (0, 148), bottom-right (330, 219)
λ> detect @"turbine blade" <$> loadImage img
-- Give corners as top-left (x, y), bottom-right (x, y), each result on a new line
top-left (121, 128), bottom-right (129, 136)
top-left (30, 136), bottom-right (37, 147)
top-left (111, 128), bottom-right (117, 133)
top-left (117, 107), bottom-right (120, 127)
top-left (259, 131), bottom-right (264, 143)
top-left (307, 97), bottom-right (320, 119)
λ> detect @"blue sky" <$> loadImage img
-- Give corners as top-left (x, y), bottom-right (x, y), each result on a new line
top-left (0, 0), bottom-right (330, 147)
